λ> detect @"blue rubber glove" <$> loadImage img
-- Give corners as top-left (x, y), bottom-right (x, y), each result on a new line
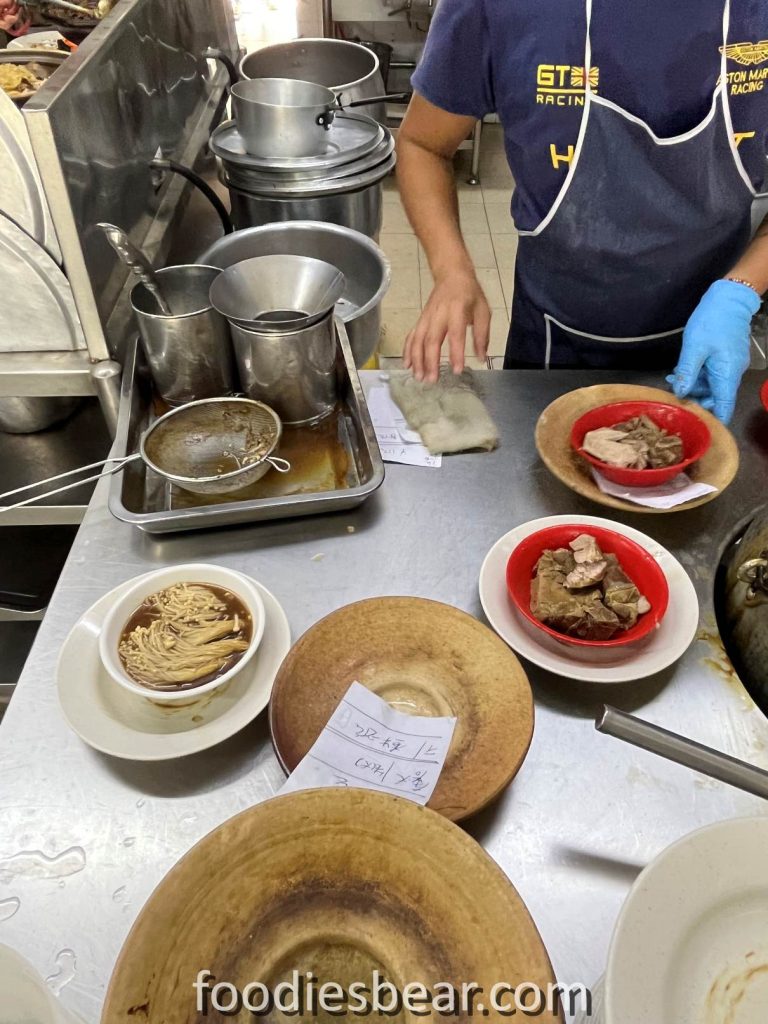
top-left (667, 279), bottom-right (761, 424)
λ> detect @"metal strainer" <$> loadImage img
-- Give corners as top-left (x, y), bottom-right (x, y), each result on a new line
top-left (141, 398), bottom-right (288, 494)
top-left (0, 398), bottom-right (290, 512)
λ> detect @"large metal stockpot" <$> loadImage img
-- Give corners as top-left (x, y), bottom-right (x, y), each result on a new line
top-left (225, 151), bottom-right (395, 241)
top-left (238, 38), bottom-right (386, 124)
top-left (199, 222), bottom-right (391, 367)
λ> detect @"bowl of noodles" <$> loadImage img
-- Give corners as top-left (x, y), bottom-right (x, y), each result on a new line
top-left (98, 564), bottom-right (266, 704)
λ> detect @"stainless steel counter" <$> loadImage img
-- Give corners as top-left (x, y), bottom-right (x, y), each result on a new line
top-left (1, 369), bottom-right (767, 1021)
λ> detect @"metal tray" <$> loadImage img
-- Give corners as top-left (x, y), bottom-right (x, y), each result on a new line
top-left (108, 321), bottom-right (385, 534)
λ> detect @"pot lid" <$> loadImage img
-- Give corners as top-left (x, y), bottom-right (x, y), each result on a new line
top-left (0, 210), bottom-right (85, 351)
top-left (223, 150), bottom-right (396, 198)
top-left (220, 132), bottom-right (393, 187)
top-left (209, 112), bottom-right (386, 171)
top-left (0, 88), bottom-right (61, 263)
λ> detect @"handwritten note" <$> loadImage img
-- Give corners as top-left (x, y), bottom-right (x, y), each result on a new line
top-left (366, 385), bottom-right (442, 468)
top-left (279, 681), bottom-right (456, 805)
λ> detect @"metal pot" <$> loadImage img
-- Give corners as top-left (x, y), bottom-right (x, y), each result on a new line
top-left (230, 78), bottom-right (335, 160)
top-left (230, 77), bottom-right (408, 160)
top-left (207, 38), bottom-right (387, 125)
top-left (225, 150), bottom-right (395, 240)
top-left (722, 506), bottom-right (768, 707)
top-left (199, 222), bottom-right (391, 368)
top-left (0, 397), bottom-right (80, 434)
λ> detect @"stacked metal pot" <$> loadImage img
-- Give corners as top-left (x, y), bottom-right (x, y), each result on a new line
top-left (208, 39), bottom-right (397, 239)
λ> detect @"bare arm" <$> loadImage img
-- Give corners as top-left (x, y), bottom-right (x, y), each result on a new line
top-left (396, 93), bottom-right (492, 381)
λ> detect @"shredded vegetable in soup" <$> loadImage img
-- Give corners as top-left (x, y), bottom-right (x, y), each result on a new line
top-left (118, 583), bottom-right (252, 691)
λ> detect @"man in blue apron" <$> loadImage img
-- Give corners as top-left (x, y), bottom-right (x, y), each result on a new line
top-left (397, 0), bottom-right (768, 422)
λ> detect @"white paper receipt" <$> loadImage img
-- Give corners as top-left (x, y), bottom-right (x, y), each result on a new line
top-left (366, 385), bottom-right (442, 468)
top-left (592, 468), bottom-right (718, 509)
top-left (280, 681), bottom-right (457, 805)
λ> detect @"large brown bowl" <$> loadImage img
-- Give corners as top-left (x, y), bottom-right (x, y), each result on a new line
top-left (102, 789), bottom-right (559, 1023)
top-left (269, 597), bottom-right (535, 822)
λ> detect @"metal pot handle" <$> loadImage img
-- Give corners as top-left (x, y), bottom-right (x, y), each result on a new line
top-left (737, 551), bottom-right (768, 603)
top-left (316, 109), bottom-right (336, 131)
top-left (202, 47), bottom-right (239, 89)
top-left (266, 457), bottom-right (291, 474)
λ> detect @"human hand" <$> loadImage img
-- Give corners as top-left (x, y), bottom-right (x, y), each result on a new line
top-left (667, 279), bottom-right (761, 424)
top-left (403, 269), bottom-right (491, 383)
top-left (0, 2), bottom-right (29, 34)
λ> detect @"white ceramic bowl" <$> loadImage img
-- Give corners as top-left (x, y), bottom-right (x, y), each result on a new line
top-left (98, 564), bottom-right (266, 705)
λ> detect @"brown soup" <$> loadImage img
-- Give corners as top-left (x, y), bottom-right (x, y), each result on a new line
top-left (118, 582), bottom-right (253, 692)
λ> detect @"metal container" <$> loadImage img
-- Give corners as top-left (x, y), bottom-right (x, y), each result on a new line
top-left (226, 152), bottom-right (395, 240)
top-left (239, 38), bottom-right (386, 124)
top-left (230, 78), bottom-right (335, 159)
top-left (209, 254), bottom-right (345, 332)
top-left (0, 396), bottom-right (80, 434)
top-left (200, 222), bottom-right (391, 367)
top-left (721, 506), bottom-right (768, 708)
top-left (231, 310), bottom-right (337, 426)
top-left (108, 326), bottom-right (385, 533)
top-left (130, 265), bottom-right (237, 407)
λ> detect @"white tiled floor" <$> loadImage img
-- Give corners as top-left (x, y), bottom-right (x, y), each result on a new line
top-left (379, 124), bottom-right (517, 370)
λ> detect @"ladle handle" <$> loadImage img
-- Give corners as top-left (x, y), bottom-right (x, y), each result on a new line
top-left (0, 455), bottom-right (141, 514)
top-left (596, 705), bottom-right (768, 800)
top-left (203, 47), bottom-right (239, 89)
top-left (267, 457), bottom-right (291, 474)
top-left (98, 223), bottom-right (172, 315)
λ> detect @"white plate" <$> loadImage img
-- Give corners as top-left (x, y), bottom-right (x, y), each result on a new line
top-left (478, 514), bottom-right (699, 683)
top-left (605, 817), bottom-right (768, 1024)
top-left (57, 571), bottom-right (290, 760)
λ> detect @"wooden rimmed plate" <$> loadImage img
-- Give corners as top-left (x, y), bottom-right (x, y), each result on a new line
top-left (535, 384), bottom-right (739, 514)
top-left (102, 789), bottom-right (559, 1023)
top-left (269, 597), bottom-right (534, 822)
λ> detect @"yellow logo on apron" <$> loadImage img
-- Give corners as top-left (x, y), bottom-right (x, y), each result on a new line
top-left (536, 64), bottom-right (600, 106)
top-left (720, 41), bottom-right (768, 66)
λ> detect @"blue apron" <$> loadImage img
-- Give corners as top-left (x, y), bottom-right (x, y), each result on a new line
top-left (504, 0), bottom-right (760, 369)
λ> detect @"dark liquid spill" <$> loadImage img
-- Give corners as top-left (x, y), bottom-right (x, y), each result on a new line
top-left (170, 406), bottom-right (352, 508)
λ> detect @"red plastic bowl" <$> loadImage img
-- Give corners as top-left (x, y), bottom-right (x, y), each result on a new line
top-left (506, 524), bottom-right (669, 649)
top-left (760, 379), bottom-right (768, 413)
top-left (570, 401), bottom-right (711, 487)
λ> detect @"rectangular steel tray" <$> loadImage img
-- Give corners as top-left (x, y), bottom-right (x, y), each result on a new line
top-left (108, 321), bottom-right (385, 534)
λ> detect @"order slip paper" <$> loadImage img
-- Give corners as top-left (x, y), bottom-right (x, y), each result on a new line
top-left (280, 681), bottom-right (456, 804)
top-left (366, 384), bottom-right (442, 468)
top-left (592, 468), bottom-right (717, 509)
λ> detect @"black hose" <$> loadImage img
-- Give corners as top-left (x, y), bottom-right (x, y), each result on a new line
top-left (151, 159), bottom-right (234, 236)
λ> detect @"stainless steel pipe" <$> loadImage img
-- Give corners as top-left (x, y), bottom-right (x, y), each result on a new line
top-left (596, 705), bottom-right (768, 800)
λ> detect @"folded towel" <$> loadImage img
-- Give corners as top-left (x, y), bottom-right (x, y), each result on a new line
top-left (388, 368), bottom-right (500, 455)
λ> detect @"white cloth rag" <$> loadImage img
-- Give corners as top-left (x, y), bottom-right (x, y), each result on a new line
top-left (388, 369), bottom-right (500, 455)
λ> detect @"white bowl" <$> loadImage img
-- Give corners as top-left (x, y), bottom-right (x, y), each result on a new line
top-left (98, 564), bottom-right (266, 705)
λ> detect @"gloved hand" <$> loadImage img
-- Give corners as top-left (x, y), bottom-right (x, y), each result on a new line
top-left (667, 279), bottom-right (761, 424)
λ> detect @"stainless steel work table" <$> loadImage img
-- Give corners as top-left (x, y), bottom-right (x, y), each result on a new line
top-left (2, 369), bottom-right (768, 1020)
